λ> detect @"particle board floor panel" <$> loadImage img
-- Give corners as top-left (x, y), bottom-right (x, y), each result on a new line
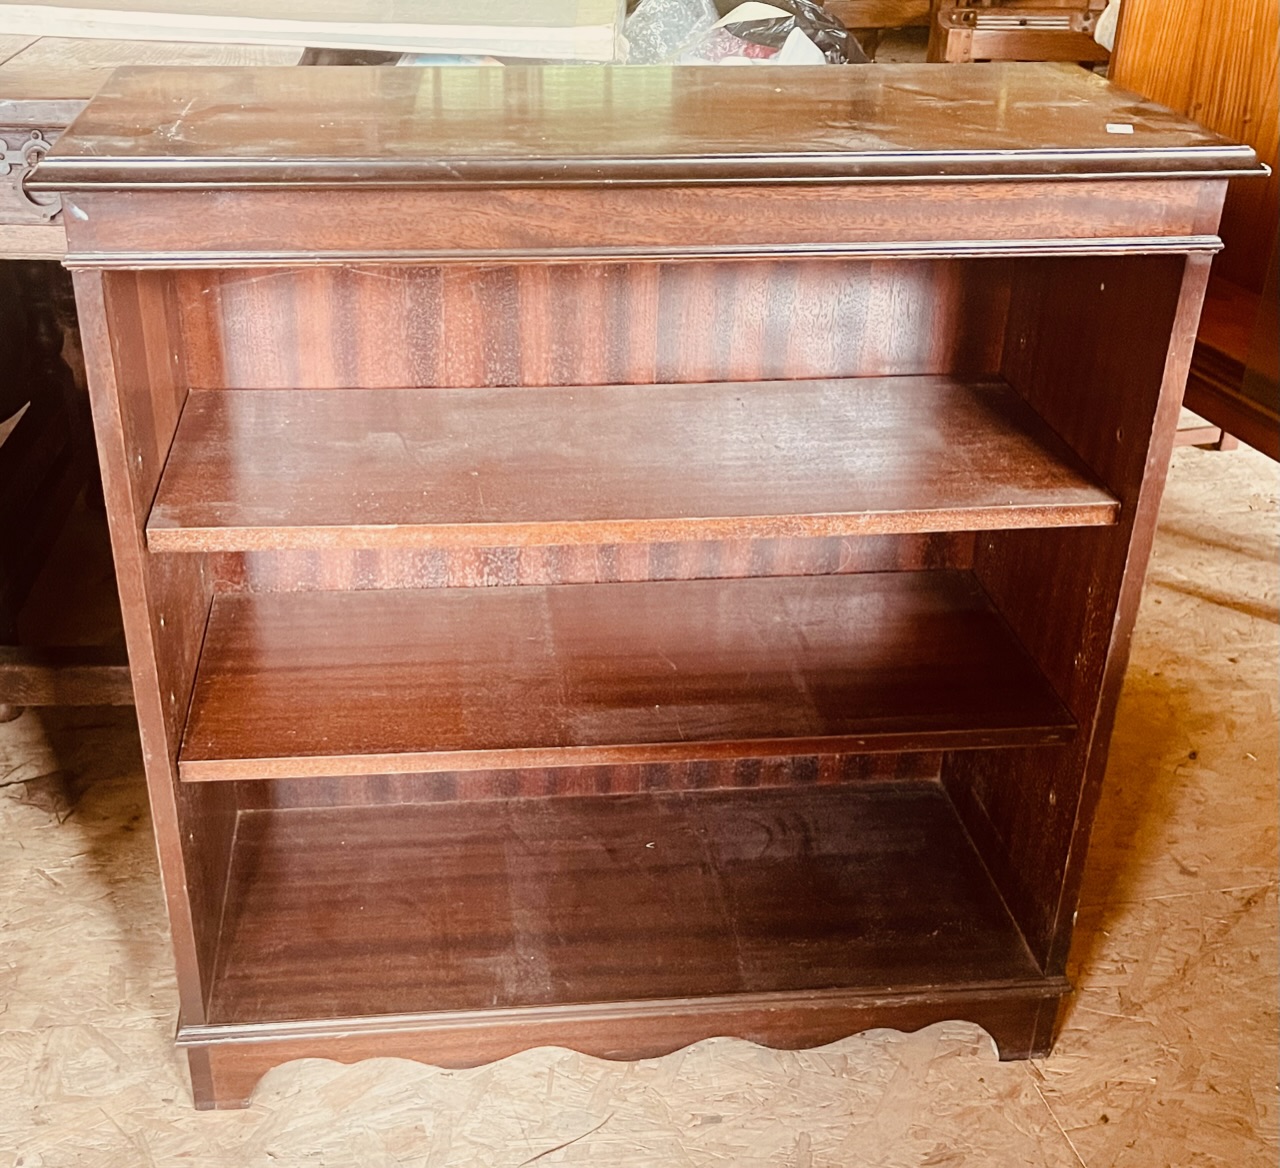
top-left (0, 444), bottom-right (1276, 1167)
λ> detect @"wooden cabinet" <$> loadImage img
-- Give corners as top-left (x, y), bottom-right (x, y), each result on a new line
top-left (1111, 0), bottom-right (1279, 456)
top-left (33, 62), bottom-right (1258, 1110)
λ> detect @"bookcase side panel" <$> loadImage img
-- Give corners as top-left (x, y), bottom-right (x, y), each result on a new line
top-left (70, 265), bottom-right (234, 1023)
top-left (945, 247), bottom-right (1216, 973)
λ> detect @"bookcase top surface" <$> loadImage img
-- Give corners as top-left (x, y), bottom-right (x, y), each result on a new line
top-left (33, 62), bottom-right (1260, 191)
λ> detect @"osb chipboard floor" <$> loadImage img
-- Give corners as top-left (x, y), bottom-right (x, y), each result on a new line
top-left (1, 445), bottom-right (1276, 1167)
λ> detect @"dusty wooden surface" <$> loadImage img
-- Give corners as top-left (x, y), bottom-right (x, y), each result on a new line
top-left (35, 63), bottom-right (1255, 190)
top-left (0, 444), bottom-right (1276, 1164)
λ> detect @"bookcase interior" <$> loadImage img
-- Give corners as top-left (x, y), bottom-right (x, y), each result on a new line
top-left (79, 249), bottom-right (1188, 1048)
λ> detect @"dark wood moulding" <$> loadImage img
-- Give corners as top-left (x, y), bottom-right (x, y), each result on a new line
top-left (51, 182), bottom-right (1229, 269)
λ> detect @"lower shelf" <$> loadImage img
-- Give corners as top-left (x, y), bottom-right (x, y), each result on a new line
top-left (179, 570), bottom-right (1075, 781)
top-left (204, 782), bottom-right (1046, 1030)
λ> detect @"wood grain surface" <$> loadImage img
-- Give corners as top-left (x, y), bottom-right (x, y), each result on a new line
top-left (179, 571), bottom-right (1077, 783)
top-left (206, 782), bottom-right (1044, 1025)
top-left (826, 0), bottom-right (929, 28)
top-left (71, 267), bottom-right (237, 1024)
top-left (192, 984), bottom-right (1062, 1108)
top-left (1112, 0), bottom-right (1278, 292)
top-left (147, 377), bottom-right (1118, 552)
top-left (55, 61), bottom-right (1242, 1107)
top-left (166, 260), bottom-right (1013, 389)
top-left (945, 251), bottom-right (1206, 972)
top-left (0, 36), bottom-right (302, 102)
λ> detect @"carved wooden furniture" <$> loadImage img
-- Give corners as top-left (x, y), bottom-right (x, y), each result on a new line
top-left (0, 257), bottom-right (132, 720)
top-left (34, 62), bottom-right (1258, 1109)
top-left (0, 37), bottom-right (304, 256)
top-left (1179, 250), bottom-right (1278, 457)
top-left (0, 41), bottom-right (73, 260)
top-left (0, 39), bottom-right (316, 721)
top-left (927, 0), bottom-right (1108, 64)
top-left (824, 0), bottom-right (931, 59)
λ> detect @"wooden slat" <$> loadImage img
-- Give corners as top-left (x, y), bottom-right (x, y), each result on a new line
top-left (148, 377), bottom-right (1119, 552)
top-left (178, 571), bottom-right (1077, 783)
top-left (0, 36), bottom-right (306, 139)
top-left (0, 644), bottom-right (133, 705)
top-left (188, 978), bottom-right (1066, 1107)
top-left (0, 34), bottom-right (36, 66)
top-left (53, 180), bottom-right (1230, 268)
top-left (952, 28), bottom-right (1110, 64)
top-left (206, 782), bottom-right (1044, 1026)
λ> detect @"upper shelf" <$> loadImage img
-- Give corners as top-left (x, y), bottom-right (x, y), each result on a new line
top-left (147, 376), bottom-right (1118, 552)
top-left (30, 63), bottom-right (1261, 192)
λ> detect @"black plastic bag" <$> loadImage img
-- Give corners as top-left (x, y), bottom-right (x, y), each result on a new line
top-left (712, 0), bottom-right (868, 63)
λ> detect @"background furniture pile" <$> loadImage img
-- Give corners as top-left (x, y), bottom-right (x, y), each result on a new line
top-left (1111, 0), bottom-right (1278, 458)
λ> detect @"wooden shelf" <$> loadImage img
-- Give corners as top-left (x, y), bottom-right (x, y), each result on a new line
top-left (205, 782), bottom-right (1044, 1027)
top-left (147, 377), bottom-right (1118, 552)
top-left (179, 571), bottom-right (1075, 783)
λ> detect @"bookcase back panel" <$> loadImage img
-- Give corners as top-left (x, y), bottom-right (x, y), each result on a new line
top-left (208, 532), bottom-right (974, 594)
top-left (163, 258), bottom-right (1012, 390)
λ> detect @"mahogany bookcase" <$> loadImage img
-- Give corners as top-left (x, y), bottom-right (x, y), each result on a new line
top-left (32, 63), bottom-right (1258, 1109)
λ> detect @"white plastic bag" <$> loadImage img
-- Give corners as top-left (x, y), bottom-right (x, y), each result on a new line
top-left (624, 0), bottom-right (719, 63)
